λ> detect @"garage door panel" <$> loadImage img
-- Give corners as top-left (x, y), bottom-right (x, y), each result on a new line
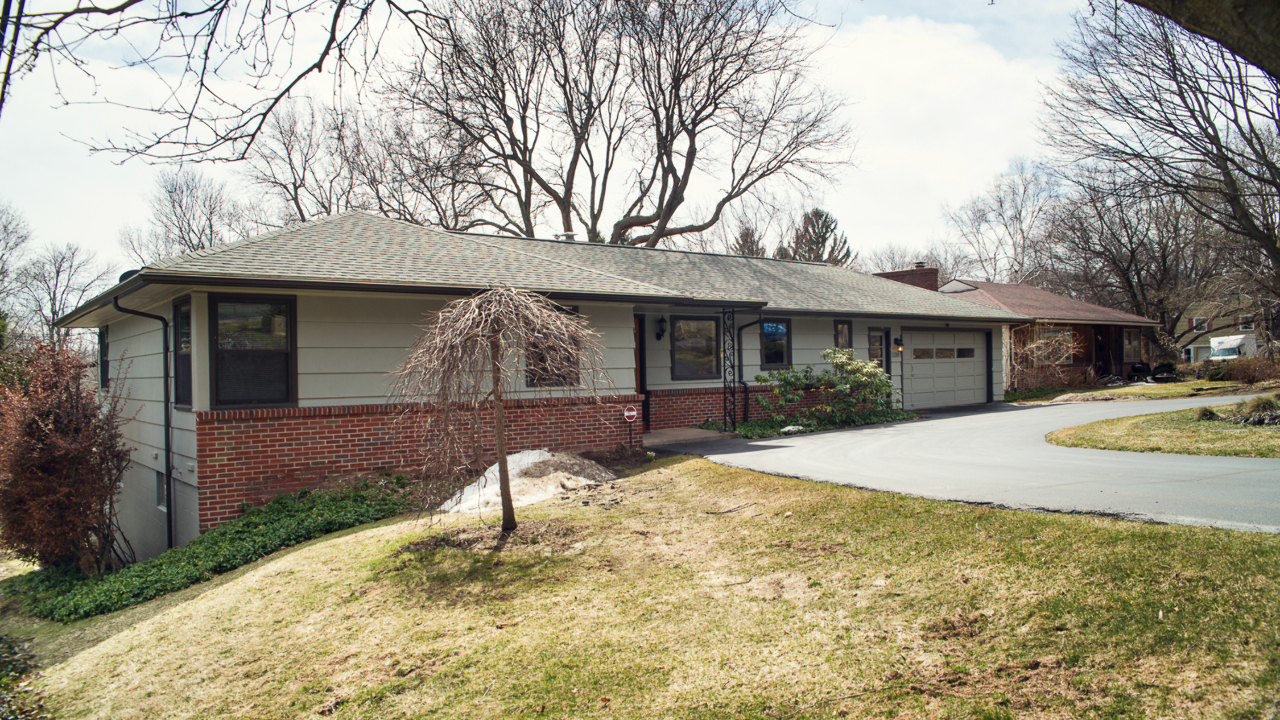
top-left (904, 330), bottom-right (988, 410)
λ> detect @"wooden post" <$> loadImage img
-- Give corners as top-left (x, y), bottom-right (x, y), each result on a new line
top-left (491, 330), bottom-right (517, 533)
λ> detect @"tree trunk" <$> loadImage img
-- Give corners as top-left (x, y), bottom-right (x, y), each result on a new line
top-left (490, 330), bottom-right (517, 533)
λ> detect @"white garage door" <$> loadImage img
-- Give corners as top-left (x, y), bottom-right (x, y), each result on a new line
top-left (903, 331), bottom-right (987, 410)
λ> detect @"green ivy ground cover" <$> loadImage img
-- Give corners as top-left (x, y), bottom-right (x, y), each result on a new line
top-left (0, 485), bottom-right (407, 623)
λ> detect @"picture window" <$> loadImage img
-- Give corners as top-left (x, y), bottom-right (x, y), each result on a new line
top-left (210, 296), bottom-right (295, 407)
top-left (670, 316), bottom-right (720, 380)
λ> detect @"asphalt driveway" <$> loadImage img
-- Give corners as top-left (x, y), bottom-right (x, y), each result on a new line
top-left (650, 395), bottom-right (1280, 533)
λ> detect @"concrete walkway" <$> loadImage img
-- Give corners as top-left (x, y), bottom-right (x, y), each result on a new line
top-left (648, 395), bottom-right (1280, 533)
top-left (642, 427), bottom-right (739, 446)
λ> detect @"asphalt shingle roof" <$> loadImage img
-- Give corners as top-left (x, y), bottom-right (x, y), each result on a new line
top-left (68, 212), bottom-right (1029, 324)
top-left (941, 280), bottom-right (1159, 326)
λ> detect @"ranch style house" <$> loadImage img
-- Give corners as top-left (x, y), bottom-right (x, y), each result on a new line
top-left (58, 212), bottom-right (1027, 559)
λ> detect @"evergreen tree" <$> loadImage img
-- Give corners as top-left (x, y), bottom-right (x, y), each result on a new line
top-left (773, 209), bottom-right (854, 267)
top-left (730, 225), bottom-right (768, 257)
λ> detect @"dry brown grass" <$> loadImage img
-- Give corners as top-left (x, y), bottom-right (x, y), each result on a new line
top-left (11, 458), bottom-right (1280, 719)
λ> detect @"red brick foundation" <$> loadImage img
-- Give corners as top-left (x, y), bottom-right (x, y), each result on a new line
top-left (194, 394), bottom-right (643, 531)
top-left (647, 386), bottom-right (835, 430)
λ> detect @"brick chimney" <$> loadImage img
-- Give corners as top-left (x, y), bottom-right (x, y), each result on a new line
top-left (873, 262), bottom-right (940, 291)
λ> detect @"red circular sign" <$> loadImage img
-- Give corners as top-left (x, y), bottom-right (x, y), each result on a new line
top-left (623, 406), bottom-right (638, 422)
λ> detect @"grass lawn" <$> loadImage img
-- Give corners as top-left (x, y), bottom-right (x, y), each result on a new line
top-left (5, 457), bottom-right (1279, 719)
top-left (1048, 406), bottom-right (1280, 458)
top-left (1011, 380), bottom-right (1269, 405)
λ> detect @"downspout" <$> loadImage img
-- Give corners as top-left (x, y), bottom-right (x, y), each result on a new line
top-left (112, 297), bottom-right (173, 551)
top-left (737, 315), bottom-right (764, 424)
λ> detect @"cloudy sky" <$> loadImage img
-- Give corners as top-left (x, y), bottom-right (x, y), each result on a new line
top-left (0, 0), bottom-right (1087, 271)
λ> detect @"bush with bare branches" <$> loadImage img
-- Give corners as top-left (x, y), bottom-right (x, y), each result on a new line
top-left (1008, 325), bottom-right (1086, 391)
top-left (0, 345), bottom-right (133, 575)
top-left (390, 288), bottom-right (613, 533)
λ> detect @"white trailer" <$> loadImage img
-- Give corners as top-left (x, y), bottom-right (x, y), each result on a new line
top-left (1209, 334), bottom-right (1257, 361)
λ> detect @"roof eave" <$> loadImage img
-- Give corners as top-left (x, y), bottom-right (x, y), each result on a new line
top-left (56, 271), bottom-right (768, 327)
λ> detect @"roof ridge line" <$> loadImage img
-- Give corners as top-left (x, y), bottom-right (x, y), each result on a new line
top-left (460, 234), bottom-right (693, 299)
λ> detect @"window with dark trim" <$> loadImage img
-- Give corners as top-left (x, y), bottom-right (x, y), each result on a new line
top-left (98, 326), bottom-right (109, 389)
top-left (760, 318), bottom-right (792, 369)
top-left (833, 320), bottom-right (852, 350)
top-left (670, 316), bottom-right (720, 380)
top-left (174, 299), bottom-right (192, 406)
top-left (1239, 315), bottom-right (1255, 331)
top-left (1123, 329), bottom-right (1142, 363)
top-left (525, 305), bottom-right (581, 387)
top-left (868, 330), bottom-right (888, 371)
top-left (156, 470), bottom-right (167, 511)
top-left (209, 295), bottom-right (296, 407)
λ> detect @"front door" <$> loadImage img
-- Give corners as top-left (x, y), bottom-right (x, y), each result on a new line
top-left (634, 315), bottom-right (649, 430)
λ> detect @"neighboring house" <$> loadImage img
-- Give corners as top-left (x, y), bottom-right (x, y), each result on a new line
top-left (58, 212), bottom-right (1026, 559)
top-left (937, 279), bottom-right (1161, 388)
top-left (1180, 306), bottom-right (1264, 362)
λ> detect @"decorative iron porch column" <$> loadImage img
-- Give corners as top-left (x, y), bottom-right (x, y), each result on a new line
top-left (722, 307), bottom-right (737, 431)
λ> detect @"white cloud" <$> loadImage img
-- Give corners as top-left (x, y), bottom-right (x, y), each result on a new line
top-left (0, 8), bottom-right (1072, 267)
top-left (812, 15), bottom-right (1059, 253)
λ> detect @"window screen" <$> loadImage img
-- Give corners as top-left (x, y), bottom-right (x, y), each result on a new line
top-left (760, 319), bottom-right (791, 369)
top-left (213, 298), bottom-right (294, 406)
top-left (174, 301), bottom-right (192, 406)
top-left (670, 316), bottom-right (720, 380)
top-left (833, 320), bottom-right (852, 350)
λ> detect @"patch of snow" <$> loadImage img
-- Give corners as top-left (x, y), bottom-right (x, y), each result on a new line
top-left (780, 425), bottom-right (805, 434)
top-left (438, 450), bottom-right (615, 514)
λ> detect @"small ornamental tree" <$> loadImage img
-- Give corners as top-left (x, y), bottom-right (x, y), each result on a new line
top-left (391, 288), bottom-right (612, 533)
top-left (0, 345), bottom-right (133, 575)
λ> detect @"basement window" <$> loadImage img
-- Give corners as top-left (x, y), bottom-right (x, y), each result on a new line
top-left (210, 295), bottom-right (296, 407)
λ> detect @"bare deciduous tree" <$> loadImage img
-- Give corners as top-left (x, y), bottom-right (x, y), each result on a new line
top-left (944, 158), bottom-right (1058, 283)
top-left (0, 199), bottom-right (31, 305)
top-left (1039, 167), bottom-right (1235, 351)
top-left (386, 0), bottom-right (847, 245)
top-left (119, 170), bottom-right (263, 265)
top-left (14, 243), bottom-right (112, 348)
top-left (857, 241), bottom-right (977, 285)
top-left (244, 99), bottom-right (493, 230)
top-left (1043, 3), bottom-right (1280, 300)
top-left (391, 288), bottom-right (613, 533)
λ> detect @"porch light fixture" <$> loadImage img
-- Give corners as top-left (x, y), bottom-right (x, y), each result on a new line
top-left (656, 316), bottom-right (668, 341)
top-left (893, 337), bottom-right (904, 352)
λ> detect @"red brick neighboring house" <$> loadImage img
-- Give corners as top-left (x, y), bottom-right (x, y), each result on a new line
top-left (938, 280), bottom-right (1161, 388)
